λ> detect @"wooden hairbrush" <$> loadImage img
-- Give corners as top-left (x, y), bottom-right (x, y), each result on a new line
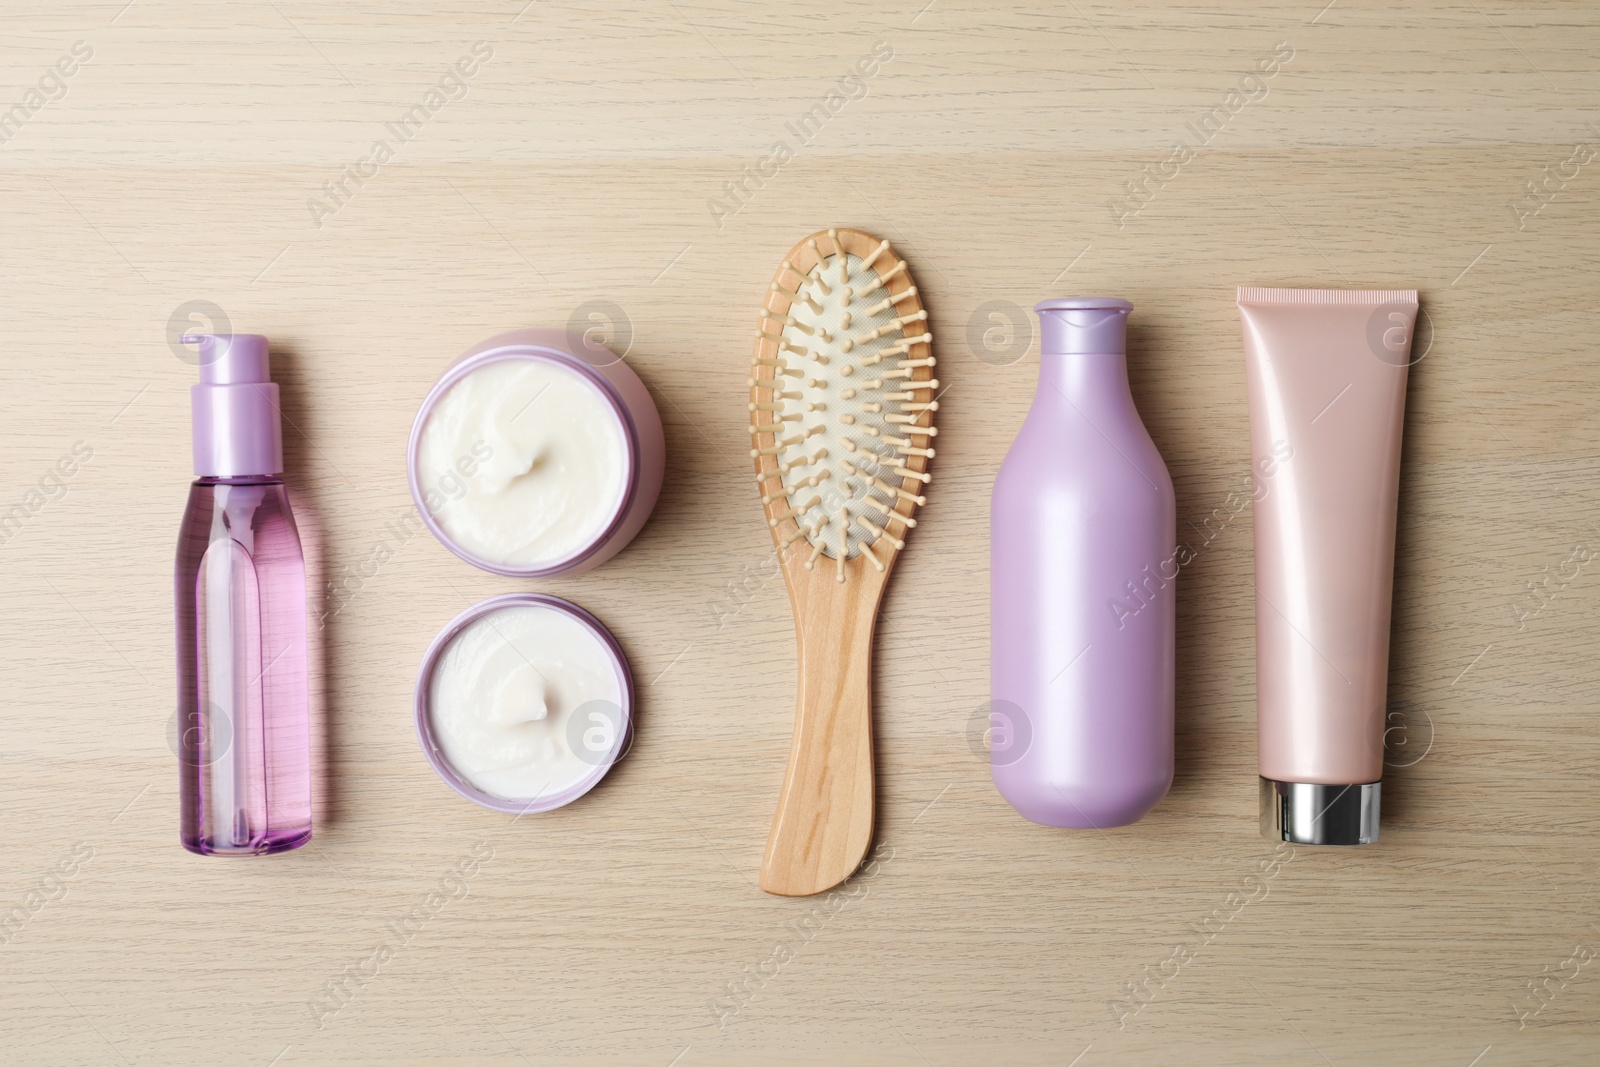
top-left (748, 227), bottom-right (936, 896)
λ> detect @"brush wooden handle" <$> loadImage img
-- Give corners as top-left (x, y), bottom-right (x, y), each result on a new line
top-left (759, 556), bottom-right (887, 897)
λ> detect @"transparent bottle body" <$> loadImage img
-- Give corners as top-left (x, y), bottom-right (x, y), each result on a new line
top-left (175, 477), bottom-right (311, 855)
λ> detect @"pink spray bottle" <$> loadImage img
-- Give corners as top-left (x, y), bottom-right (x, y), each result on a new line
top-left (990, 299), bottom-right (1175, 827)
top-left (175, 334), bottom-right (312, 855)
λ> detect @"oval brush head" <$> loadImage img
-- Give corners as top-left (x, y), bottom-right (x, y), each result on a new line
top-left (750, 227), bottom-right (935, 576)
top-left (749, 227), bottom-right (935, 897)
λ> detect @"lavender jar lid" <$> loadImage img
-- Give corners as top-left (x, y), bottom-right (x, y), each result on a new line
top-left (415, 593), bottom-right (635, 814)
top-left (407, 330), bottom-right (665, 578)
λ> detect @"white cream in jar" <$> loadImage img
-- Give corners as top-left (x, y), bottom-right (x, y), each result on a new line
top-left (427, 602), bottom-right (627, 804)
top-left (416, 358), bottom-right (628, 569)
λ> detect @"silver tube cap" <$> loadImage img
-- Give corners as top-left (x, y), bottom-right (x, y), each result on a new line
top-left (1259, 778), bottom-right (1380, 846)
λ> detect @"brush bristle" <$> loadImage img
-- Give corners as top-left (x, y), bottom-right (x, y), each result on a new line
top-left (750, 232), bottom-right (934, 581)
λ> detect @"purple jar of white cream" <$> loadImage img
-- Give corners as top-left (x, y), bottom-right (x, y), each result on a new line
top-left (415, 593), bottom-right (634, 814)
top-left (408, 329), bottom-right (665, 577)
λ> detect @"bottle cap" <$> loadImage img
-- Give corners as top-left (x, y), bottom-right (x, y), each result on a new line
top-left (1035, 297), bottom-right (1133, 355)
top-left (1259, 777), bottom-right (1381, 846)
top-left (187, 334), bottom-right (284, 478)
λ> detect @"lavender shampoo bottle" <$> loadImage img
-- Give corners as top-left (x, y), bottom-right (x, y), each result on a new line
top-left (175, 334), bottom-right (312, 855)
top-left (990, 299), bottom-right (1175, 828)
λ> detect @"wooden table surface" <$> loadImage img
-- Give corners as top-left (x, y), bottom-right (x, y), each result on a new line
top-left (3, 2), bottom-right (1598, 1064)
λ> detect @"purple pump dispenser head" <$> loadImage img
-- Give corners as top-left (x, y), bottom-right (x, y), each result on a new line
top-left (187, 334), bottom-right (284, 478)
top-left (1035, 297), bottom-right (1133, 355)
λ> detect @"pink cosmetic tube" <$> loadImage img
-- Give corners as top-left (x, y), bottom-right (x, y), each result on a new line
top-left (1238, 287), bottom-right (1418, 846)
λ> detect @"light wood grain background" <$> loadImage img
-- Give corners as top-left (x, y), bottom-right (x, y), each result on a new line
top-left (2, 2), bottom-right (1598, 1064)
